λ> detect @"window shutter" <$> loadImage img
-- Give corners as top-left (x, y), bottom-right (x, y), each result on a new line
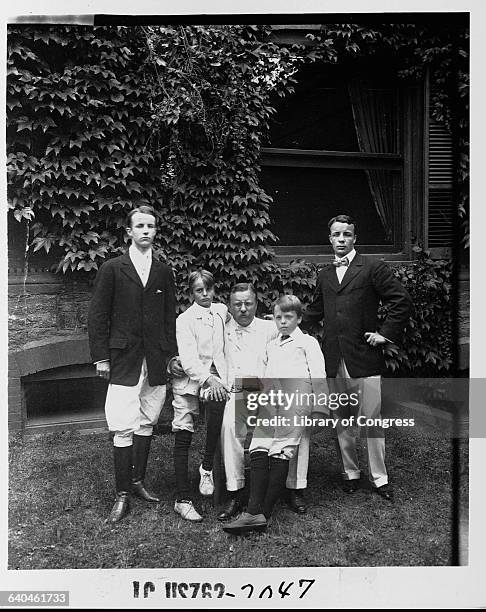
top-left (427, 115), bottom-right (455, 248)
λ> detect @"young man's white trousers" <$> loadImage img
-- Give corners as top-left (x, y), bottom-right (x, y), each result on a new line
top-left (105, 358), bottom-right (166, 448)
top-left (332, 359), bottom-right (387, 488)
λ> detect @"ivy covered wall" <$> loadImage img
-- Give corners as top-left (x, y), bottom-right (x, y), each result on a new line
top-left (7, 23), bottom-right (467, 376)
top-left (7, 26), bottom-right (162, 271)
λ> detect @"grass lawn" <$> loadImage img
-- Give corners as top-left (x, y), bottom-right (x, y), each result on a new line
top-left (8, 420), bottom-right (468, 569)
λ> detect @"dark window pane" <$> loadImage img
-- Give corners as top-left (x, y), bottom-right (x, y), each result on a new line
top-left (262, 166), bottom-right (395, 245)
top-left (267, 67), bottom-right (360, 151)
top-left (266, 63), bottom-right (400, 155)
top-left (25, 378), bottom-right (107, 419)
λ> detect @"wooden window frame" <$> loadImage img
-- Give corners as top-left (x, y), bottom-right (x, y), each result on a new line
top-left (260, 81), bottom-right (426, 265)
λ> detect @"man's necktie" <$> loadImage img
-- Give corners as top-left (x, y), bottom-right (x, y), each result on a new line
top-left (280, 334), bottom-right (290, 341)
top-left (333, 257), bottom-right (349, 267)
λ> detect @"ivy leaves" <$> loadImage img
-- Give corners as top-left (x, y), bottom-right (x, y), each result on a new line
top-left (143, 25), bottom-right (304, 308)
top-left (7, 25), bottom-right (162, 272)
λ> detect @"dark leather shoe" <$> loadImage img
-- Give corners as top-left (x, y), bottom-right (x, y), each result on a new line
top-left (222, 512), bottom-right (267, 535)
top-left (288, 490), bottom-right (307, 514)
top-left (132, 480), bottom-right (160, 503)
top-left (108, 492), bottom-right (129, 524)
top-left (343, 479), bottom-right (360, 494)
top-left (217, 497), bottom-right (241, 521)
top-left (374, 484), bottom-right (394, 501)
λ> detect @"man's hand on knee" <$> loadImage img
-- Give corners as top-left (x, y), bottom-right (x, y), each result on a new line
top-left (204, 376), bottom-right (230, 402)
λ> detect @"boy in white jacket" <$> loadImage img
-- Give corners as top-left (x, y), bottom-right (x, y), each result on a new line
top-left (172, 270), bottom-right (230, 521)
top-left (224, 294), bottom-right (327, 534)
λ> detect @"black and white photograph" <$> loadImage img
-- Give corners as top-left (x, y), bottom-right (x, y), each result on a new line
top-left (3, 1), bottom-right (484, 608)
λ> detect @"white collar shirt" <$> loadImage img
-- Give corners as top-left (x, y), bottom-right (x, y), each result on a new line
top-left (192, 301), bottom-right (215, 325)
top-left (226, 316), bottom-right (277, 379)
top-left (279, 326), bottom-right (301, 345)
top-left (129, 244), bottom-right (152, 287)
top-left (335, 248), bottom-right (356, 283)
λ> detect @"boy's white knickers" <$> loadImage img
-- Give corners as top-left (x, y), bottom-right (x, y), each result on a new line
top-left (105, 358), bottom-right (166, 447)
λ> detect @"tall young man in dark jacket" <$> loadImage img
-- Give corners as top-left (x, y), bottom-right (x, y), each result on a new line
top-left (305, 214), bottom-right (412, 501)
top-left (88, 205), bottom-right (177, 523)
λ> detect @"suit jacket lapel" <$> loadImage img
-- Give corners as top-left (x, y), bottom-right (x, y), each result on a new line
top-left (120, 251), bottom-right (143, 288)
top-left (144, 257), bottom-right (160, 292)
top-left (337, 253), bottom-right (364, 292)
top-left (323, 264), bottom-right (340, 293)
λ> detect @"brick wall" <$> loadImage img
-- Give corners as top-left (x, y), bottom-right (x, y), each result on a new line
top-left (8, 275), bottom-right (91, 351)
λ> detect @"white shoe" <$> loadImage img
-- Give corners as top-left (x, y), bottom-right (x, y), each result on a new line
top-left (174, 500), bottom-right (203, 522)
top-left (198, 465), bottom-right (215, 496)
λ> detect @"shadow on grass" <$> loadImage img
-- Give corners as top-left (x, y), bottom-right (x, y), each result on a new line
top-left (8, 422), bottom-right (468, 569)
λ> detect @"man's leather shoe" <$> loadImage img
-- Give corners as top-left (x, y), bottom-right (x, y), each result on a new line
top-left (288, 490), bottom-right (307, 514)
top-left (343, 479), bottom-right (360, 494)
top-left (108, 492), bottom-right (129, 524)
top-left (132, 480), bottom-right (160, 503)
top-left (217, 497), bottom-right (241, 521)
top-left (222, 512), bottom-right (267, 535)
top-left (374, 484), bottom-right (394, 501)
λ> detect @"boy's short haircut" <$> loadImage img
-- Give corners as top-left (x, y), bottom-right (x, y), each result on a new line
top-left (188, 269), bottom-right (215, 290)
top-left (126, 205), bottom-right (157, 228)
top-left (230, 282), bottom-right (257, 299)
top-left (274, 294), bottom-right (302, 317)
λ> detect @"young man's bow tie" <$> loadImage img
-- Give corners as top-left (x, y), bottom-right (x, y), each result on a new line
top-left (333, 257), bottom-right (349, 267)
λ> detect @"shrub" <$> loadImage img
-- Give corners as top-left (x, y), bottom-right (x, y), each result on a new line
top-left (383, 248), bottom-right (453, 376)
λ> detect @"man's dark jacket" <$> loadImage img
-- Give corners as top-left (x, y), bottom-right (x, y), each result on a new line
top-left (88, 251), bottom-right (177, 386)
top-left (305, 254), bottom-right (413, 378)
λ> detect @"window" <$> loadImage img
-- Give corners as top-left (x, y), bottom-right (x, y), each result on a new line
top-left (260, 61), bottom-right (423, 261)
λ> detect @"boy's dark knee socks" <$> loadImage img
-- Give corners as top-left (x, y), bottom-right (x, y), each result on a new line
top-left (174, 429), bottom-right (193, 500)
top-left (246, 451), bottom-right (270, 515)
top-left (202, 400), bottom-right (225, 471)
top-left (263, 456), bottom-right (290, 519)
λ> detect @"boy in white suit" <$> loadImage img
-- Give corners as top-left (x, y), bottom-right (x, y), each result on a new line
top-left (223, 294), bottom-right (327, 534)
top-left (172, 270), bottom-right (230, 521)
top-left (219, 283), bottom-right (314, 520)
